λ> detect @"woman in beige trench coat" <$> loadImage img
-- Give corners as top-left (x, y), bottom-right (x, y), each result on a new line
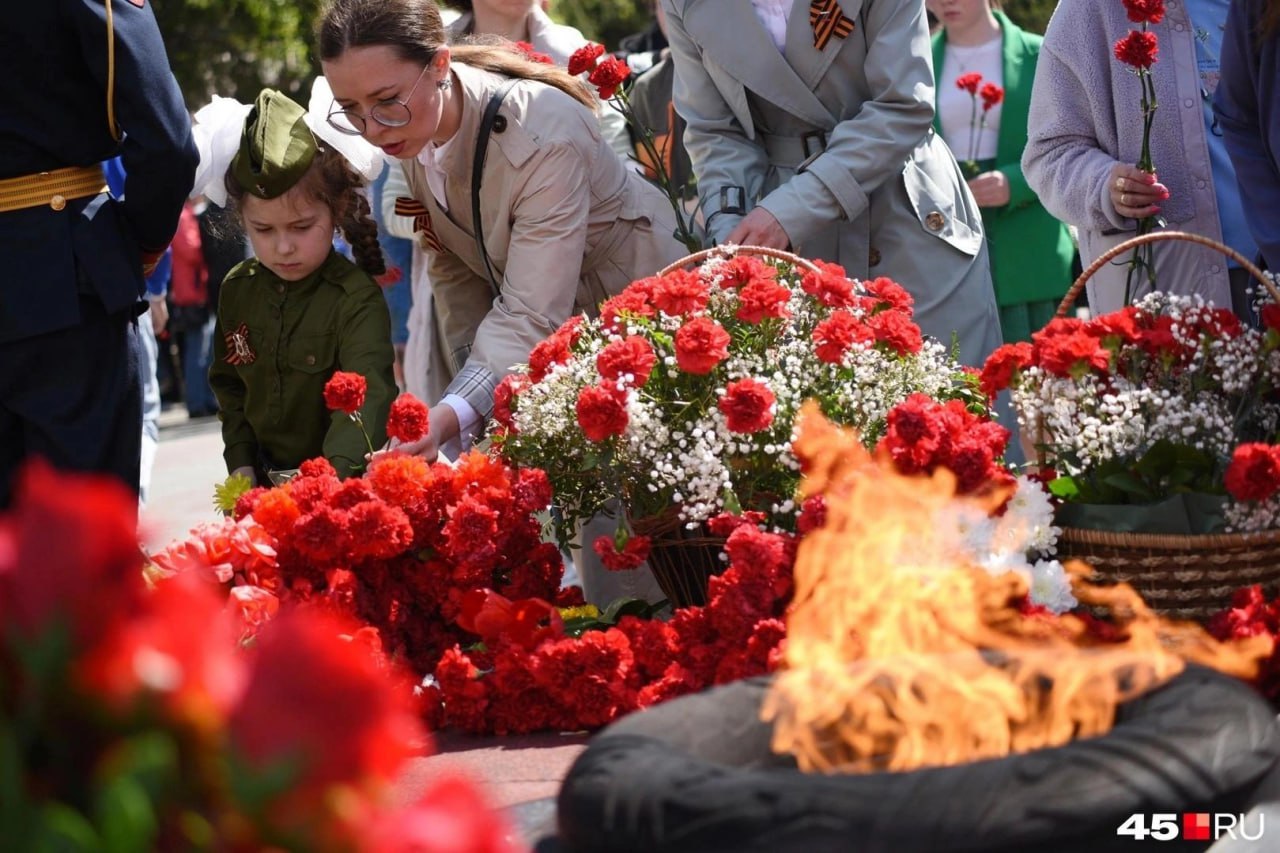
top-left (320, 0), bottom-right (682, 605)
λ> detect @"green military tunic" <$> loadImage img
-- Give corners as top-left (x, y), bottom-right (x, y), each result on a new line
top-left (210, 249), bottom-right (396, 479)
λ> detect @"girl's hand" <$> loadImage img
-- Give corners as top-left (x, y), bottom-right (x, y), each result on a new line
top-left (230, 465), bottom-right (257, 487)
top-left (1109, 163), bottom-right (1168, 219)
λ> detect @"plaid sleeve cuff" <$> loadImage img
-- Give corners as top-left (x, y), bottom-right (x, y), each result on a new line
top-left (442, 363), bottom-right (498, 422)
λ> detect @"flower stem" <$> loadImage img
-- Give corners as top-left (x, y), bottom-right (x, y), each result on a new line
top-left (614, 87), bottom-right (701, 253)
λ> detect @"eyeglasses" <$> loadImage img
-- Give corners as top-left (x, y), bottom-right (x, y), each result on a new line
top-left (327, 64), bottom-right (431, 136)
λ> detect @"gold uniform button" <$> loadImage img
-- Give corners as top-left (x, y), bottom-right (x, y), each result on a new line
top-left (50, 194), bottom-right (66, 211)
top-left (275, 283), bottom-right (285, 294)
top-left (925, 211), bottom-right (946, 232)
top-left (868, 246), bottom-right (881, 267)
top-left (305, 354), bottom-right (316, 366)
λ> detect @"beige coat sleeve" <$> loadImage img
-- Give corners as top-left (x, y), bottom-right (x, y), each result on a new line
top-left (466, 140), bottom-right (591, 380)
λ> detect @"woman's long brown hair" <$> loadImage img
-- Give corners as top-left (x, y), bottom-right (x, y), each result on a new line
top-left (317, 0), bottom-right (595, 109)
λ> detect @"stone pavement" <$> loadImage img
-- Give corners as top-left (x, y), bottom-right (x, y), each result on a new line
top-left (142, 407), bottom-right (581, 847)
top-left (142, 407), bottom-right (227, 549)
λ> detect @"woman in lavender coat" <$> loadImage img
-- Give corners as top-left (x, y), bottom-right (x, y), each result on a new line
top-left (1214, 0), bottom-right (1280, 272)
top-left (1023, 0), bottom-right (1257, 316)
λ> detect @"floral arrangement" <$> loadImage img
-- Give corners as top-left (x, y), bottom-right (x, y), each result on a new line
top-left (980, 292), bottom-right (1280, 532)
top-left (569, 41), bottom-right (701, 252)
top-left (1114, 0), bottom-right (1165, 296)
top-left (0, 462), bottom-right (513, 852)
top-left (492, 248), bottom-right (988, 556)
top-left (1209, 585), bottom-right (1280, 703)
top-left (953, 71), bottom-right (1004, 178)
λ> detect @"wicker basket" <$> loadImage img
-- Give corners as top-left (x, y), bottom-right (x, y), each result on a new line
top-left (629, 509), bottom-right (726, 609)
top-left (1047, 231), bottom-right (1280, 621)
top-left (657, 244), bottom-right (822, 278)
top-left (618, 246), bottom-right (820, 609)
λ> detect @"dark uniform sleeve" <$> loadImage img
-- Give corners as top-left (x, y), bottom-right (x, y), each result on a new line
top-left (209, 279), bottom-right (260, 474)
top-left (324, 279), bottom-right (397, 477)
top-left (67, 0), bottom-right (198, 263)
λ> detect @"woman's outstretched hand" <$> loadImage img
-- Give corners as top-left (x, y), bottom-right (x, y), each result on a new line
top-left (368, 402), bottom-right (460, 464)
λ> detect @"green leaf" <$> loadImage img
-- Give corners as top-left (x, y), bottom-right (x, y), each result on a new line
top-left (601, 596), bottom-right (656, 623)
top-left (721, 488), bottom-right (742, 515)
top-left (1047, 476), bottom-right (1080, 499)
top-left (212, 472), bottom-right (255, 514)
top-left (39, 802), bottom-right (100, 852)
top-left (1101, 472), bottom-right (1156, 500)
top-left (96, 775), bottom-right (157, 852)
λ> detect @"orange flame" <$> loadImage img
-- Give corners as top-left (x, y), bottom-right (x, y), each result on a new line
top-left (763, 403), bottom-right (1270, 774)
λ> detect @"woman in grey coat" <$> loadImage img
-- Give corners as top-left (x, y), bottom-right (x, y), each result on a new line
top-left (661, 0), bottom-right (1003, 369)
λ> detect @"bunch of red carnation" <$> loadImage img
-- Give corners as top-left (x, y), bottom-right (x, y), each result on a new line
top-left (875, 392), bottom-right (1014, 495)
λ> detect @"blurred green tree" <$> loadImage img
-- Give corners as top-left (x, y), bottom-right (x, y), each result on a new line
top-left (1001, 0), bottom-right (1059, 35)
top-left (551, 0), bottom-right (653, 49)
top-left (152, 0), bottom-right (322, 108)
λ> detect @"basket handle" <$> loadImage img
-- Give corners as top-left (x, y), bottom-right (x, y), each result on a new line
top-left (657, 244), bottom-right (823, 278)
top-left (1055, 230), bottom-right (1278, 318)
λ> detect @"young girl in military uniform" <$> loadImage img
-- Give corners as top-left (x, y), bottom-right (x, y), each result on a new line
top-left (207, 90), bottom-right (397, 484)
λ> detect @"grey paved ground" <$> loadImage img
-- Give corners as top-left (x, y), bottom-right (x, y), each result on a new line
top-left (141, 407), bottom-right (226, 550)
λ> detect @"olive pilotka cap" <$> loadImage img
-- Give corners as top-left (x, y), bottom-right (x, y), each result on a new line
top-left (230, 89), bottom-right (317, 199)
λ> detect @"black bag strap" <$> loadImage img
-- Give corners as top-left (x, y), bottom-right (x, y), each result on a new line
top-left (472, 78), bottom-right (519, 301)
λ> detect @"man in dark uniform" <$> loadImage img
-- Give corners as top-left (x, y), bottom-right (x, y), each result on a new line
top-left (0, 1), bottom-right (198, 506)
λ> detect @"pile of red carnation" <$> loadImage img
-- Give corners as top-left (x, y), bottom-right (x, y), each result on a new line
top-left (156, 450), bottom-right (573, 679)
top-left (428, 513), bottom-right (798, 734)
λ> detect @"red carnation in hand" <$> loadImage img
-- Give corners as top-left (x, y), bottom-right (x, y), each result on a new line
top-left (568, 42), bottom-right (605, 76)
top-left (719, 378), bottom-right (776, 434)
top-left (955, 72), bottom-right (983, 94)
top-left (1225, 444), bottom-right (1280, 502)
top-left (386, 393), bottom-right (430, 443)
top-left (1122, 0), bottom-right (1165, 24)
top-left (576, 383), bottom-right (629, 441)
top-left (1114, 30), bottom-right (1159, 69)
top-left (980, 82), bottom-right (1004, 112)
top-left (588, 55), bottom-right (630, 100)
top-left (323, 371), bottom-right (367, 415)
top-left (674, 316), bottom-right (731, 374)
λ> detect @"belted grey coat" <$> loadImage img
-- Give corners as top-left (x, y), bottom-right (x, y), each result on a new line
top-left (662, 0), bottom-right (1003, 367)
